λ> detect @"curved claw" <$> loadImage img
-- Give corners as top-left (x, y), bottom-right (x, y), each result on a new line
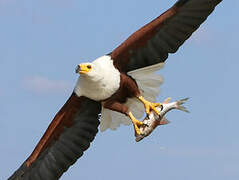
top-left (139, 96), bottom-right (161, 115)
top-left (128, 112), bottom-right (143, 136)
top-left (134, 125), bottom-right (141, 136)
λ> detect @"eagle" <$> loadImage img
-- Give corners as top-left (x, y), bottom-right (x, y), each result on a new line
top-left (8, 0), bottom-right (222, 179)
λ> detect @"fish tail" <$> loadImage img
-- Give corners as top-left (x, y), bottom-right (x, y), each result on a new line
top-left (176, 98), bottom-right (190, 113)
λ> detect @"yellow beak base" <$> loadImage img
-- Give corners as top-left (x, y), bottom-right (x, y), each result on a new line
top-left (79, 64), bottom-right (91, 74)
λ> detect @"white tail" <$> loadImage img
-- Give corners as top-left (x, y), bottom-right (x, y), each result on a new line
top-left (100, 63), bottom-right (164, 132)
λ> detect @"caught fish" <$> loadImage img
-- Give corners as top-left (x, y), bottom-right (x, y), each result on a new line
top-left (136, 98), bottom-right (189, 142)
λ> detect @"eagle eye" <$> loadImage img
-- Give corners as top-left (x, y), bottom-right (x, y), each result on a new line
top-left (87, 65), bottom-right (92, 69)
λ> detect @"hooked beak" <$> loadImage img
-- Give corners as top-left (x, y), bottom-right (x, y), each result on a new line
top-left (75, 64), bottom-right (91, 74)
top-left (75, 65), bottom-right (81, 74)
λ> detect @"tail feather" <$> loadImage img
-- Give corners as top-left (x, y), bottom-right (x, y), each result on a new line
top-left (128, 63), bottom-right (164, 76)
top-left (100, 63), bottom-right (164, 132)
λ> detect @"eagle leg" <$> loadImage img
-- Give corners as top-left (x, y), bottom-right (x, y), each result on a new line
top-left (103, 100), bottom-right (143, 136)
top-left (138, 96), bottom-right (162, 115)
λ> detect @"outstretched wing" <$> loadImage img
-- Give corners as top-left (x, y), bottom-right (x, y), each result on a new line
top-left (8, 93), bottom-right (101, 180)
top-left (111, 0), bottom-right (222, 72)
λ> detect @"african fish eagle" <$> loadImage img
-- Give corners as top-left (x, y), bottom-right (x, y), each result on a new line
top-left (8, 0), bottom-right (222, 179)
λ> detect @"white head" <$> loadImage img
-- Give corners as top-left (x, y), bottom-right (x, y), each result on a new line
top-left (74, 55), bottom-right (121, 100)
top-left (75, 62), bottom-right (103, 82)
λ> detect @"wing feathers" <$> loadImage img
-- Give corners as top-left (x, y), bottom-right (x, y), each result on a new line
top-left (8, 95), bottom-right (101, 180)
top-left (111, 0), bottom-right (222, 73)
top-left (25, 94), bottom-right (81, 167)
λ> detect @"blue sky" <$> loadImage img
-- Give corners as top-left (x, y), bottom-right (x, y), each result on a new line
top-left (1, 0), bottom-right (238, 179)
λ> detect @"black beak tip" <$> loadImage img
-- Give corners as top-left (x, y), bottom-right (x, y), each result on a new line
top-left (75, 65), bottom-right (80, 74)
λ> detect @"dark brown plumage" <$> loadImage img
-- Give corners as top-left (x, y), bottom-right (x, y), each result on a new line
top-left (112, 0), bottom-right (222, 72)
top-left (103, 73), bottom-right (140, 115)
top-left (9, 96), bottom-right (101, 179)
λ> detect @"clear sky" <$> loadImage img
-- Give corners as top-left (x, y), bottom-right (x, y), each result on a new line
top-left (1, 0), bottom-right (238, 180)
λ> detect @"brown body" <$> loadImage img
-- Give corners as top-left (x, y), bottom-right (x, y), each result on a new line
top-left (103, 73), bottom-right (140, 115)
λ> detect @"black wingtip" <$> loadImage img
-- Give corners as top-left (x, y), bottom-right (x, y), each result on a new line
top-left (8, 163), bottom-right (28, 180)
top-left (175, 0), bottom-right (223, 8)
top-left (175, 0), bottom-right (189, 7)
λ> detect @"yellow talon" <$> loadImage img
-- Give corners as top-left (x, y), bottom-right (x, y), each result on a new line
top-left (128, 112), bottom-right (143, 136)
top-left (138, 96), bottom-right (161, 115)
top-left (134, 125), bottom-right (141, 136)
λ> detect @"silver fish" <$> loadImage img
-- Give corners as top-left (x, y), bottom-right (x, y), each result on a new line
top-left (136, 98), bottom-right (189, 142)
